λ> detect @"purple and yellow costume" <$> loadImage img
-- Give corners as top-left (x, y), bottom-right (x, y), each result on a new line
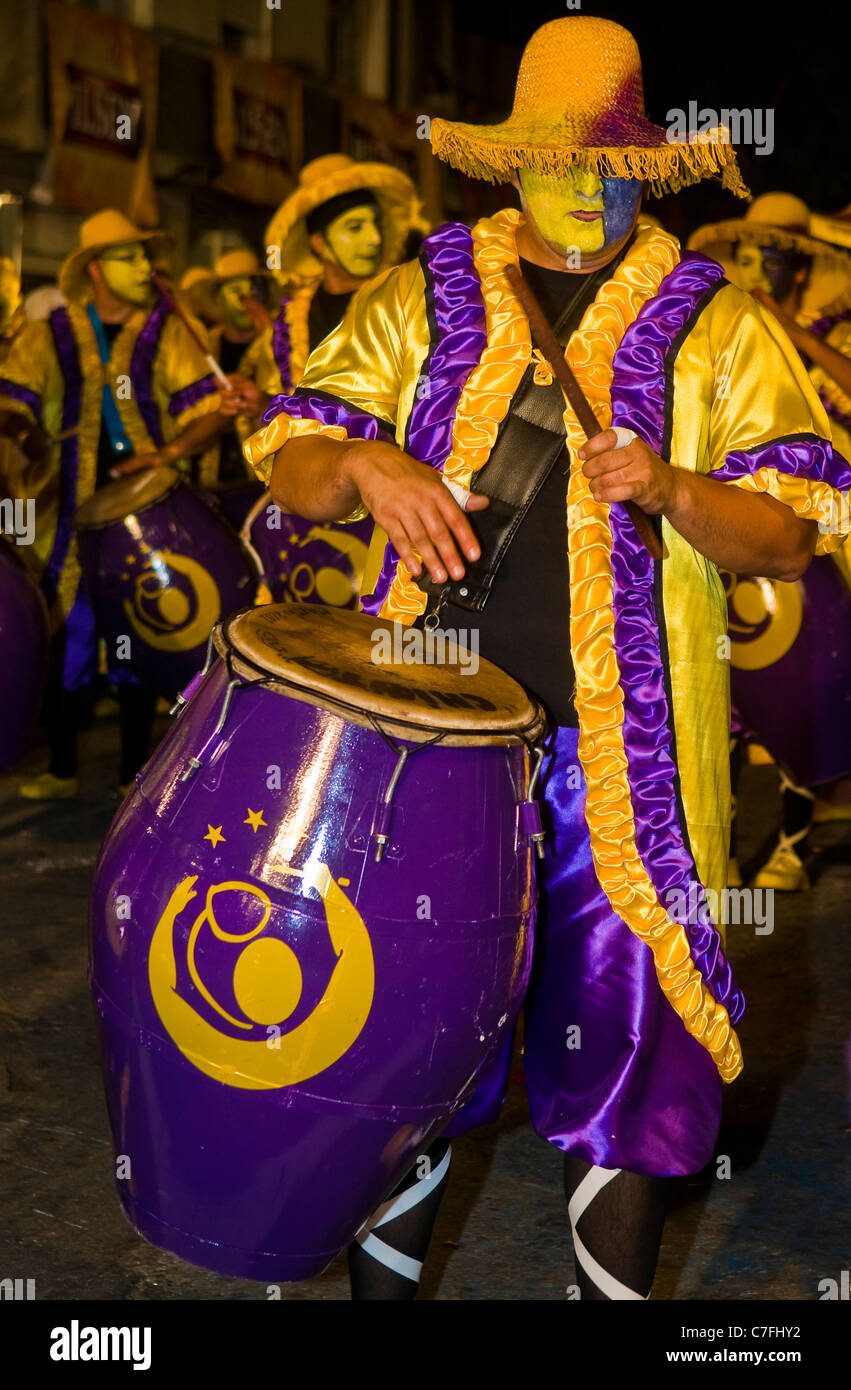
top-left (245, 206), bottom-right (851, 1176)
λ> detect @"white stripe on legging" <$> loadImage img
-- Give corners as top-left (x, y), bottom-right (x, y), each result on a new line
top-left (355, 1145), bottom-right (452, 1283)
top-left (568, 1165), bottom-right (648, 1301)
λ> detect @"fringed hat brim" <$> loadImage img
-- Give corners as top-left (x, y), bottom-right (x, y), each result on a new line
top-left (430, 117), bottom-right (749, 199)
top-left (688, 220), bottom-right (850, 264)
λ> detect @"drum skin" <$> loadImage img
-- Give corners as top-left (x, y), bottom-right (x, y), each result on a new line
top-left (90, 660), bottom-right (536, 1280)
top-left (0, 537), bottom-right (49, 772)
top-left (724, 554), bottom-right (851, 785)
top-left (76, 480), bottom-right (258, 698)
top-left (245, 495), bottom-right (373, 610)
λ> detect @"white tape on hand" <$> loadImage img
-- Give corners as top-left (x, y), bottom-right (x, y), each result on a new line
top-left (441, 475), bottom-right (472, 509)
top-left (611, 427), bottom-right (637, 450)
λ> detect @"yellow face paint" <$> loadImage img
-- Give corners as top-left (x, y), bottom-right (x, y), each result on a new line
top-left (321, 205), bottom-right (383, 279)
top-left (219, 275), bottom-right (254, 330)
top-left (519, 168), bottom-right (607, 255)
top-left (732, 244), bottom-right (772, 295)
top-left (97, 241), bottom-right (153, 306)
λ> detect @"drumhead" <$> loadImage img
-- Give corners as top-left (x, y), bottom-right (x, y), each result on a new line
top-left (216, 604), bottom-right (545, 745)
top-left (75, 467), bottom-right (182, 529)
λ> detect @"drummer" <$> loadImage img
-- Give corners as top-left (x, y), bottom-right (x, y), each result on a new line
top-left (220, 153), bottom-right (428, 425)
top-left (690, 195), bottom-right (851, 890)
top-left (0, 208), bottom-right (230, 800)
top-left (182, 250), bottom-right (276, 484)
top-left (244, 17), bottom-right (850, 1300)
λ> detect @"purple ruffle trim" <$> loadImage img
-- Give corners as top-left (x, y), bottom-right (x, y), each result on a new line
top-left (43, 307), bottom-right (82, 598)
top-left (262, 389), bottom-right (394, 442)
top-left (361, 222), bottom-right (488, 616)
top-left (272, 300), bottom-right (291, 392)
top-left (713, 433), bottom-right (851, 492)
top-left (0, 377), bottom-right (43, 425)
top-left (168, 374), bottom-right (219, 417)
top-left (611, 252), bottom-right (745, 1024)
top-left (130, 297), bottom-right (170, 448)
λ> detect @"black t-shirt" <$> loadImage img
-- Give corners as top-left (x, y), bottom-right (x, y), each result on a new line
top-left (308, 285), bottom-right (354, 351)
top-left (423, 251), bottom-right (631, 727)
top-left (95, 321), bottom-right (127, 490)
top-left (219, 334), bottom-right (247, 376)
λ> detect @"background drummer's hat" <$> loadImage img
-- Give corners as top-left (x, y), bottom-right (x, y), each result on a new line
top-left (688, 192), bottom-right (851, 313)
top-left (59, 208), bottom-right (171, 302)
top-left (429, 16), bottom-right (748, 198)
top-left (265, 153), bottom-right (429, 286)
top-left (181, 249), bottom-right (277, 322)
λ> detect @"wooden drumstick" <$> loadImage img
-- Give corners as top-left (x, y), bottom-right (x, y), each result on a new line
top-left (503, 263), bottom-right (663, 562)
top-left (150, 270), bottom-right (232, 391)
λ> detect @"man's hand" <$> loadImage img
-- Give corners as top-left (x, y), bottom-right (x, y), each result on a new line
top-left (220, 375), bottom-right (269, 421)
top-left (110, 446), bottom-right (176, 478)
top-left (578, 429), bottom-right (681, 514)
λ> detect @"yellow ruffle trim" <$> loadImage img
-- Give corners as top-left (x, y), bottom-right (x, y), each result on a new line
top-left (285, 281), bottom-right (318, 389)
top-left (430, 121), bottom-right (749, 201)
top-left (382, 207), bottom-right (742, 1080)
top-left (724, 467), bottom-right (851, 557)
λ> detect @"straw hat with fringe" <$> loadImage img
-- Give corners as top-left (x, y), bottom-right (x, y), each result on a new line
top-left (265, 153), bottom-right (429, 286)
top-left (688, 193), bottom-right (851, 315)
top-left (181, 250), bottom-right (276, 323)
top-left (429, 16), bottom-right (748, 199)
top-left (58, 208), bottom-right (170, 302)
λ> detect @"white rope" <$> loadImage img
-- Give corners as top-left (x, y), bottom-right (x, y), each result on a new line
top-left (568, 1166), bottom-right (648, 1301)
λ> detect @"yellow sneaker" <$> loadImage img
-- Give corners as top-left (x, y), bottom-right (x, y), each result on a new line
top-left (811, 798), bottom-right (851, 824)
top-left (746, 742), bottom-right (774, 766)
top-left (92, 695), bottom-right (119, 719)
top-left (18, 771), bottom-right (81, 801)
top-left (753, 840), bottom-right (810, 892)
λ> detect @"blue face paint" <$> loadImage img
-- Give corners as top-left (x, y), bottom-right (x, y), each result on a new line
top-left (601, 177), bottom-right (643, 246)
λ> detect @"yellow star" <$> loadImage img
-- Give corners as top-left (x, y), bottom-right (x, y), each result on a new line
top-left (204, 825), bottom-right (225, 847)
top-left (244, 808), bottom-right (267, 833)
top-left (125, 554), bottom-right (136, 565)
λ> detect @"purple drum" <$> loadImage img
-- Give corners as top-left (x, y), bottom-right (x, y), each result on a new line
top-left (242, 490), bottom-right (373, 610)
top-left (75, 468), bottom-right (258, 699)
top-left (90, 604), bottom-right (543, 1281)
top-left (0, 536), bottom-right (49, 771)
top-left (197, 478), bottom-right (264, 534)
top-left (723, 554), bottom-right (851, 785)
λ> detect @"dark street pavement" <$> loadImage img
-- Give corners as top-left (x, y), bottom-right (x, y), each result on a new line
top-left (1, 708), bottom-right (849, 1301)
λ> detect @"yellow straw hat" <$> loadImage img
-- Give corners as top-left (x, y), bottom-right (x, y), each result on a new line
top-left (430, 16), bottom-right (747, 198)
top-left (265, 153), bottom-right (429, 286)
top-left (688, 193), bottom-right (851, 313)
top-left (58, 208), bottom-right (171, 302)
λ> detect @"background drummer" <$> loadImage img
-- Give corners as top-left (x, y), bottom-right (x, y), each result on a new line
top-left (220, 153), bottom-right (428, 424)
top-left (691, 195), bottom-right (851, 890)
top-left (0, 208), bottom-right (230, 801)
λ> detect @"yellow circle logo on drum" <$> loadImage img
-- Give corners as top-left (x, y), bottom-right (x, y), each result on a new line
top-left (122, 550), bottom-right (221, 651)
top-left (723, 573), bottom-right (804, 671)
top-left (147, 864), bottom-right (375, 1089)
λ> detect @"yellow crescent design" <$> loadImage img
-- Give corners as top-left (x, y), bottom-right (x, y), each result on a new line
top-left (122, 551), bottom-right (221, 651)
top-left (147, 864), bottom-right (375, 1090)
top-left (725, 573), bottom-right (803, 671)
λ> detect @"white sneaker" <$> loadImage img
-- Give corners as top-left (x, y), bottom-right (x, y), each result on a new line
top-left (753, 840), bottom-right (810, 892)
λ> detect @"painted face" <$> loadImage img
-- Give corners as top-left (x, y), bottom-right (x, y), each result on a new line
top-left (97, 241), bottom-right (152, 306)
top-left (733, 242), bottom-right (804, 302)
top-left (320, 205), bottom-right (383, 278)
top-left (518, 168), bottom-right (643, 257)
top-left (219, 275), bottom-right (254, 330)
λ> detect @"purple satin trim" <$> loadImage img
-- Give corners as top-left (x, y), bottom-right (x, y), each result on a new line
top-left (610, 253), bottom-right (744, 1024)
top-left (262, 389), bottom-right (394, 443)
top-left (272, 300), bottom-right (291, 392)
top-left (361, 222), bottom-right (488, 616)
top-left (43, 307), bottom-right (82, 600)
top-left (713, 433), bottom-right (851, 492)
top-left (130, 298), bottom-right (169, 448)
top-left (168, 374), bottom-right (218, 417)
top-left (0, 377), bottom-right (43, 424)
top-left (449, 725), bottom-right (723, 1175)
top-left (808, 307), bottom-right (851, 341)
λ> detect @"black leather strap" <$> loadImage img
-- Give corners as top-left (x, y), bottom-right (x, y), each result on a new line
top-left (415, 243), bottom-right (633, 615)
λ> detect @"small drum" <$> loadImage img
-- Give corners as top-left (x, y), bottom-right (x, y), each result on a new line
top-left (90, 604), bottom-right (544, 1280)
top-left (75, 468), bottom-right (258, 698)
top-left (0, 536), bottom-right (49, 771)
top-left (723, 554), bottom-right (851, 785)
top-left (242, 489), bottom-right (373, 610)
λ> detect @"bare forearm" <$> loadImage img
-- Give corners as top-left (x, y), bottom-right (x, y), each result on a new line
top-left (269, 436), bottom-right (365, 521)
top-left (164, 411), bottom-right (231, 462)
top-left (665, 470), bottom-right (817, 581)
